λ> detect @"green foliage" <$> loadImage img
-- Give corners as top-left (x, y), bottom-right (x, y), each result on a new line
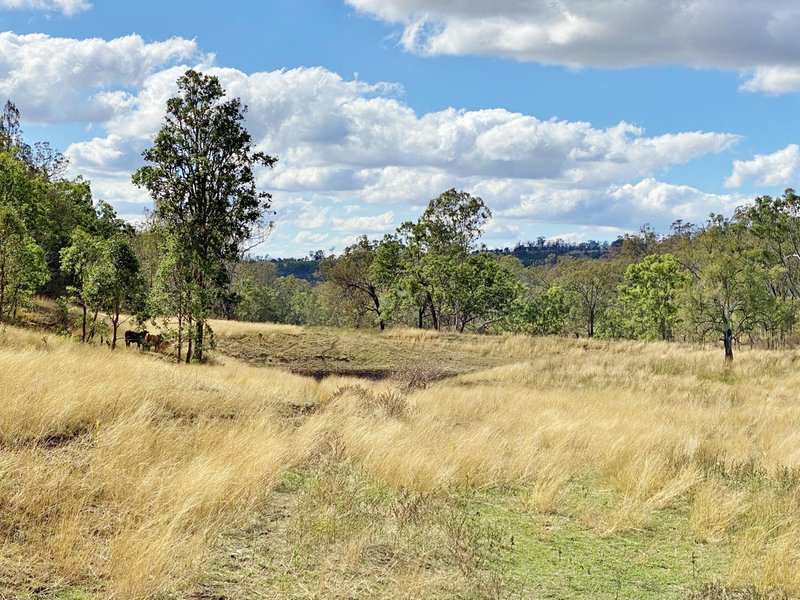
top-left (618, 253), bottom-right (688, 341)
top-left (228, 266), bottom-right (328, 326)
top-left (417, 188), bottom-right (492, 255)
top-left (319, 236), bottom-right (386, 329)
top-left (147, 234), bottom-right (196, 359)
top-left (680, 215), bottom-right (781, 360)
top-left (58, 210), bottom-right (142, 346)
top-left (736, 189), bottom-right (800, 299)
top-left (0, 203), bottom-right (48, 319)
top-left (372, 189), bottom-right (512, 331)
top-left (59, 228), bottom-right (108, 342)
top-left (445, 252), bottom-right (524, 332)
top-left (557, 257), bottom-right (622, 338)
top-left (101, 238), bottom-right (145, 349)
top-left (514, 284), bottom-right (569, 335)
top-left (0, 150), bottom-right (47, 243)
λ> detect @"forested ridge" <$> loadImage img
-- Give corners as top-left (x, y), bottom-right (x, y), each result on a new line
top-left (3, 71), bottom-right (800, 361)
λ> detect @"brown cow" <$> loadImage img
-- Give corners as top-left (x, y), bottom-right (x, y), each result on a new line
top-left (144, 333), bottom-right (165, 352)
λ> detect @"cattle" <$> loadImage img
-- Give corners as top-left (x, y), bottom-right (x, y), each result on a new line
top-left (144, 333), bottom-right (165, 352)
top-left (125, 330), bottom-right (148, 348)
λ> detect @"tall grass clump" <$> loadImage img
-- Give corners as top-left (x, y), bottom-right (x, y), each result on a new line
top-left (0, 326), bottom-right (323, 598)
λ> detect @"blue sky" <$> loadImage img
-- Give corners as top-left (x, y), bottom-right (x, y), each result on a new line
top-left (1, 0), bottom-right (800, 256)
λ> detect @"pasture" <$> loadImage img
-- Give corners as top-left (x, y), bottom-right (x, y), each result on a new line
top-left (1, 321), bottom-right (799, 599)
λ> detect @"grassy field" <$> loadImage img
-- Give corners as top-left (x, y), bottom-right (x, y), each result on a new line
top-left (2, 319), bottom-right (800, 599)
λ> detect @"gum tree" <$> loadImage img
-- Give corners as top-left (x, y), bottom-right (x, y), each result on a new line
top-left (618, 253), bottom-right (688, 341)
top-left (682, 215), bottom-right (777, 361)
top-left (133, 70), bottom-right (276, 362)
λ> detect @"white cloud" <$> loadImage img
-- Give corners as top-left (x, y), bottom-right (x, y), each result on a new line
top-left (56, 60), bottom-right (737, 239)
top-left (609, 179), bottom-right (743, 222)
top-left (347, 0), bottom-right (800, 93)
top-left (83, 175), bottom-right (150, 206)
top-left (293, 231), bottom-right (329, 246)
top-left (740, 67), bottom-right (800, 93)
top-left (725, 144), bottom-right (800, 188)
top-left (346, 0), bottom-right (800, 69)
top-left (0, 0), bottom-right (90, 16)
top-left (331, 211), bottom-right (395, 233)
top-left (0, 33), bottom-right (202, 123)
top-left (295, 204), bottom-right (331, 229)
top-left (62, 61), bottom-right (738, 192)
top-left (492, 177), bottom-right (744, 229)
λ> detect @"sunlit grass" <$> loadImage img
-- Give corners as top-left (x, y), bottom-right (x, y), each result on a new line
top-left (3, 321), bottom-right (800, 598)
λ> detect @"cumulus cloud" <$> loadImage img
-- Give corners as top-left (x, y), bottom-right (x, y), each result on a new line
top-left (54, 59), bottom-right (737, 236)
top-left (490, 179), bottom-right (742, 230)
top-left (609, 179), bottom-right (742, 222)
top-left (725, 144), bottom-right (800, 188)
top-left (345, 0), bottom-right (800, 68)
top-left (0, 33), bottom-right (202, 123)
top-left (54, 60), bottom-right (741, 249)
top-left (347, 0), bottom-right (800, 92)
top-left (739, 67), bottom-right (800, 93)
top-left (0, 0), bottom-right (90, 15)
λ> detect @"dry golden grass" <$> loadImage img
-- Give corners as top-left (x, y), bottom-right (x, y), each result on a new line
top-left (0, 326), bottom-right (332, 598)
top-left (5, 322), bottom-right (800, 597)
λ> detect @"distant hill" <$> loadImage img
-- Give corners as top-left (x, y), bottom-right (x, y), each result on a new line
top-left (270, 257), bottom-right (321, 281)
top-left (491, 238), bottom-right (613, 266)
top-left (265, 238), bottom-right (614, 280)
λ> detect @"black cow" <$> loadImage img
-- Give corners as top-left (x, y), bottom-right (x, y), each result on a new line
top-left (125, 330), bottom-right (148, 348)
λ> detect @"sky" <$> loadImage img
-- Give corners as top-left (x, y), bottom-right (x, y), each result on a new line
top-left (1, 1), bottom-right (800, 257)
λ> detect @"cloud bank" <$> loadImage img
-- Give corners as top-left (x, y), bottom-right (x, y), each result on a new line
top-left (346, 0), bottom-right (800, 93)
top-left (0, 32), bottom-right (750, 253)
top-left (0, 33), bottom-right (202, 123)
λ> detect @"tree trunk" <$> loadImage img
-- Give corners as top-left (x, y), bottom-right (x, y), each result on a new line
top-left (427, 293), bottom-right (439, 331)
top-left (87, 306), bottom-right (100, 341)
top-left (723, 327), bottom-right (734, 362)
top-left (588, 310), bottom-right (595, 338)
top-left (81, 304), bottom-right (87, 342)
top-left (195, 320), bottom-right (204, 362)
top-left (369, 288), bottom-right (384, 331)
top-left (11, 289), bottom-right (19, 320)
top-left (111, 315), bottom-right (119, 350)
top-left (186, 313), bottom-right (193, 364)
top-left (0, 268), bottom-right (6, 321)
top-left (177, 310), bottom-right (183, 362)
top-left (418, 306), bottom-right (424, 329)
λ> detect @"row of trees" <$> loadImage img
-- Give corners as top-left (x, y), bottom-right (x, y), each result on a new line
top-left (261, 190), bottom-right (800, 362)
top-left (318, 189), bottom-right (522, 333)
top-left (0, 100), bottom-right (142, 344)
